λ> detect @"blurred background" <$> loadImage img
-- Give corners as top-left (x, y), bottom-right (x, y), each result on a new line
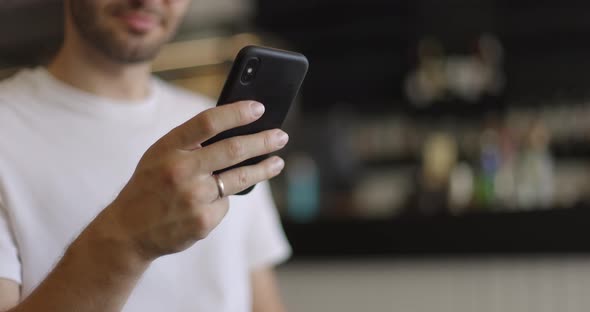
top-left (4, 0), bottom-right (590, 311)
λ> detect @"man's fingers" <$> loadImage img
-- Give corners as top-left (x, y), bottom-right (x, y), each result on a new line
top-left (215, 156), bottom-right (285, 197)
top-left (197, 129), bottom-right (289, 173)
top-left (165, 101), bottom-right (265, 150)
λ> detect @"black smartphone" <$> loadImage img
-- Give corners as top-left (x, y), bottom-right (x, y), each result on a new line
top-left (202, 45), bottom-right (309, 195)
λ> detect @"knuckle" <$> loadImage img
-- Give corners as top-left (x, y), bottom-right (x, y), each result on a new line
top-left (162, 161), bottom-right (187, 187)
top-left (236, 169), bottom-right (250, 190)
top-left (178, 190), bottom-right (199, 208)
top-left (192, 213), bottom-right (213, 239)
top-left (227, 139), bottom-right (246, 159)
top-left (265, 161), bottom-right (277, 177)
top-left (161, 126), bottom-right (185, 150)
top-left (198, 114), bottom-right (217, 136)
top-left (193, 183), bottom-right (214, 202)
top-left (195, 230), bottom-right (210, 240)
top-left (264, 132), bottom-right (274, 152)
top-left (237, 104), bottom-right (251, 123)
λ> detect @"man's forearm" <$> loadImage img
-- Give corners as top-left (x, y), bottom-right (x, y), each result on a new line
top-left (10, 215), bottom-right (150, 312)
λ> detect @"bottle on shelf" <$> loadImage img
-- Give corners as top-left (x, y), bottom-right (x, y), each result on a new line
top-left (285, 153), bottom-right (320, 223)
top-left (415, 132), bottom-right (458, 216)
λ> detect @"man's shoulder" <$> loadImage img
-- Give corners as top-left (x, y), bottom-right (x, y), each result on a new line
top-left (0, 69), bottom-right (30, 100)
top-left (0, 68), bottom-right (44, 116)
top-left (0, 71), bottom-right (35, 155)
top-left (0, 69), bottom-right (31, 117)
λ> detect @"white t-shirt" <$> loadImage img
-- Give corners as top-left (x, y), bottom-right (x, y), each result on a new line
top-left (0, 68), bottom-right (291, 311)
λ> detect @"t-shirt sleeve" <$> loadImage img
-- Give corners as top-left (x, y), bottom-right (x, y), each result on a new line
top-left (245, 181), bottom-right (292, 270)
top-left (0, 196), bottom-right (21, 284)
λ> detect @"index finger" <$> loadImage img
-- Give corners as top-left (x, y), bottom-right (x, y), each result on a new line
top-left (164, 101), bottom-right (265, 151)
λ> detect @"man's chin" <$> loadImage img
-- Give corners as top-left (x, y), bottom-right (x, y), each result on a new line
top-left (106, 31), bottom-right (166, 62)
top-left (110, 45), bottom-right (162, 64)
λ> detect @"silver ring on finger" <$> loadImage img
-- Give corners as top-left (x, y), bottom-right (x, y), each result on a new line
top-left (213, 174), bottom-right (226, 199)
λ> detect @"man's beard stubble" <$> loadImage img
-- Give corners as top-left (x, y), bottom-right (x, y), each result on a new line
top-left (69, 0), bottom-right (177, 64)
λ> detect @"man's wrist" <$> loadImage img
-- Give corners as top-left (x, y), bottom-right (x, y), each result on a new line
top-left (72, 208), bottom-right (152, 277)
top-left (12, 209), bottom-right (152, 312)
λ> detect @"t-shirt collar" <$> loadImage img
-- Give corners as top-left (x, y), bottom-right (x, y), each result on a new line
top-left (31, 67), bottom-right (159, 122)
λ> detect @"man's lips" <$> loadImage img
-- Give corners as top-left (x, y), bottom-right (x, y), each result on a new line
top-left (118, 12), bottom-right (159, 33)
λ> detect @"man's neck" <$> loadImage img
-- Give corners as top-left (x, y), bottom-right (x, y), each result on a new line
top-left (47, 39), bottom-right (152, 102)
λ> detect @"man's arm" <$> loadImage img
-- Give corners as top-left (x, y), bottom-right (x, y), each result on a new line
top-left (252, 267), bottom-right (287, 312)
top-left (0, 101), bottom-right (288, 312)
top-left (10, 220), bottom-right (149, 312)
top-left (0, 218), bottom-right (149, 312)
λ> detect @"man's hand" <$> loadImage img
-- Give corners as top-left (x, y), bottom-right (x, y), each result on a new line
top-left (95, 100), bottom-right (288, 260)
top-left (9, 101), bottom-right (288, 312)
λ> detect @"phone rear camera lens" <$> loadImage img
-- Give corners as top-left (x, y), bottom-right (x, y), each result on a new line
top-left (241, 58), bottom-right (260, 84)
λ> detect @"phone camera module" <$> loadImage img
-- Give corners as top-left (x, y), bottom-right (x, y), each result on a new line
top-left (241, 58), bottom-right (260, 84)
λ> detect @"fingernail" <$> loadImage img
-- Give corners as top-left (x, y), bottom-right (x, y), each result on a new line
top-left (251, 102), bottom-right (265, 118)
top-left (271, 158), bottom-right (285, 174)
top-left (275, 131), bottom-right (289, 147)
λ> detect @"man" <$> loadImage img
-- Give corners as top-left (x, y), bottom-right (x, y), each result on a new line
top-left (0, 0), bottom-right (291, 311)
